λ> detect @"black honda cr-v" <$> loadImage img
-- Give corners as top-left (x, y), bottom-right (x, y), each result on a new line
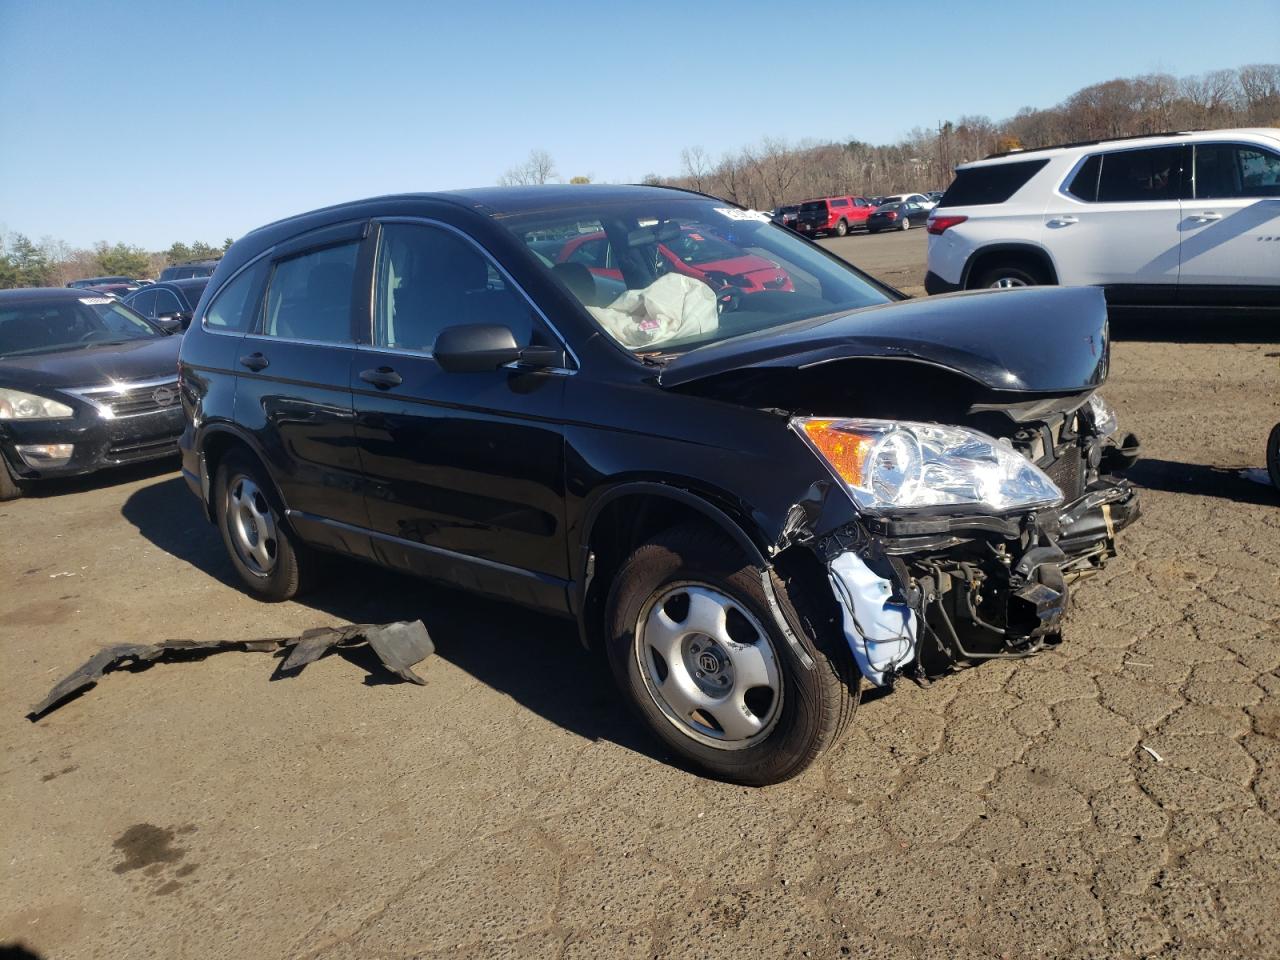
top-left (178, 185), bottom-right (1139, 784)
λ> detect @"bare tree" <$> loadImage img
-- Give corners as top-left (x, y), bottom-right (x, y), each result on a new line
top-left (680, 146), bottom-right (712, 193)
top-left (499, 149), bottom-right (558, 186)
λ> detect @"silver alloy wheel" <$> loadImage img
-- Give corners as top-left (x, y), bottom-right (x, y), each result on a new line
top-left (227, 475), bottom-right (278, 576)
top-left (900, 215), bottom-right (911, 231)
top-left (989, 276), bottom-right (1027, 289)
top-left (635, 583), bottom-right (782, 750)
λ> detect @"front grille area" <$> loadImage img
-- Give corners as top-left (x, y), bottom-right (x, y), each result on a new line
top-left (1046, 445), bottom-right (1084, 501)
top-left (107, 435), bottom-right (180, 462)
top-left (71, 378), bottom-right (180, 419)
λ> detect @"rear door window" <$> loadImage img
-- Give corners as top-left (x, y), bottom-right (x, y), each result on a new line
top-left (939, 158), bottom-right (1050, 207)
top-left (263, 243), bottom-right (360, 343)
top-left (1096, 146), bottom-right (1184, 203)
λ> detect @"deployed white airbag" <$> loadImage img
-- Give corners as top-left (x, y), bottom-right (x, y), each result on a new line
top-left (586, 273), bottom-right (718, 348)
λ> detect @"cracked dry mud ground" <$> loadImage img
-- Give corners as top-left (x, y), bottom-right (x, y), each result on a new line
top-left (2, 325), bottom-right (1278, 957)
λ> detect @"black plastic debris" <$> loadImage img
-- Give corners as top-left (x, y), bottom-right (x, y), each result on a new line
top-left (27, 621), bottom-right (434, 720)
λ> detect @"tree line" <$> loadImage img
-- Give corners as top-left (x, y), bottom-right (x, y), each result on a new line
top-left (0, 235), bottom-right (232, 289)
top-left (508, 63), bottom-right (1279, 211)
top-left (651, 64), bottom-right (1279, 209)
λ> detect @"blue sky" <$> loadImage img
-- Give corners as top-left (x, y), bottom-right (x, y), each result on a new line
top-left (1, 0), bottom-right (1277, 249)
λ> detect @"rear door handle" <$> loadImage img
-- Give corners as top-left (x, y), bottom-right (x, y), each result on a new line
top-left (238, 352), bottom-right (269, 372)
top-left (1047, 215), bottom-right (1079, 226)
top-left (359, 366), bottom-right (403, 389)
top-left (1191, 211), bottom-right (1223, 222)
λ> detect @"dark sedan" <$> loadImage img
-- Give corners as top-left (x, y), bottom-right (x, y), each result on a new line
top-left (866, 200), bottom-right (931, 233)
top-left (123, 278), bottom-right (209, 331)
top-left (0, 288), bottom-right (184, 500)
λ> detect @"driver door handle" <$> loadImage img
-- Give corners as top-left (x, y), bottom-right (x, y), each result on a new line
top-left (1191, 211), bottom-right (1223, 222)
top-left (238, 352), bottom-right (269, 372)
top-left (359, 366), bottom-right (403, 389)
top-left (1047, 215), bottom-right (1079, 226)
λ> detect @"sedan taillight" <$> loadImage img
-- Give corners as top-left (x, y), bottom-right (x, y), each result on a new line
top-left (927, 215), bottom-right (968, 235)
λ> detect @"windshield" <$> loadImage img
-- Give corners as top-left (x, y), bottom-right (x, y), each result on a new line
top-left (0, 297), bottom-right (161, 357)
top-left (497, 196), bottom-right (892, 354)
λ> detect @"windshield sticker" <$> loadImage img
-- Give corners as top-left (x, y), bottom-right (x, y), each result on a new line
top-left (713, 207), bottom-right (772, 222)
top-left (78, 297), bottom-right (113, 305)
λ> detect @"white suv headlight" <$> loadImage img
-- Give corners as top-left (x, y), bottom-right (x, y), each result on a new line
top-left (0, 388), bottom-right (74, 421)
top-left (793, 417), bottom-right (1063, 515)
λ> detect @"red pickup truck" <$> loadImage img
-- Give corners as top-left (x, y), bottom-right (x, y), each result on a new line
top-left (793, 196), bottom-right (874, 237)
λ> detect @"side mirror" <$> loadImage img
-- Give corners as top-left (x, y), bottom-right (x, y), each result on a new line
top-left (153, 316), bottom-right (183, 335)
top-left (434, 324), bottom-right (561, 373)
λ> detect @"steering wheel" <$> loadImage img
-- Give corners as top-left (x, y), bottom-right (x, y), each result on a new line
top-left (716, 285), bottom-right (745, 314)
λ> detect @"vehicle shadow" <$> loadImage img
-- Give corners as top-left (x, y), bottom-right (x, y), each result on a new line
top-left (1127, 457), bottom-right (1279, 505)
top-left (120, 478), bottom-right (663, 764)
top-left (1110, 312), bottom-right (1280, 344)
top-left (22, 456), bottom-right (179, 499)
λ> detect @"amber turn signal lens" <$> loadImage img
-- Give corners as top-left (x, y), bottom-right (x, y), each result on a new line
top-left (798, 420), bottom-right (873, 486)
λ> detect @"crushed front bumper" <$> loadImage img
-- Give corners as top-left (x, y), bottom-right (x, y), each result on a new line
top-left (825, 476), bottom-right (1140, 687)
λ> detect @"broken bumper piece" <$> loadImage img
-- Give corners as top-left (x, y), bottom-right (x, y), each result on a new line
top-left (27, 620), bottom-right (435, 720)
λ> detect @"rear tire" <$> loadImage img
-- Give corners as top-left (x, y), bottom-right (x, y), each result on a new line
top-left (899, 216), bottom-right (911, 231)
top-left (0, 456), bottom-right (25, 501)
top-left (974, 262), bottom-right (1045, 289)
top-left (604, 524), bottom-right (859, 785)
top-left (834, 219), bottom-right (848, 237)
top-left (214, 449), bottom-right (312, 602)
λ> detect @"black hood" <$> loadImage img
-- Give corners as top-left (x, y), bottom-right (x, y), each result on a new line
top-left (659, 286), bottom-right (1109, 394)
top-left (0, 335), bottom-right (182, 392)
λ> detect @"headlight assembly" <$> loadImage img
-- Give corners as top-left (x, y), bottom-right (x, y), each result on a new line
top-left (793, 417), bottom-right (1063, 515)
top-left (0, 388), bottom-right (74, 421)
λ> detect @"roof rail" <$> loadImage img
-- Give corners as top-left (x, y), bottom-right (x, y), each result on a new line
top-left (983, 130), bottom-right (1198, 160)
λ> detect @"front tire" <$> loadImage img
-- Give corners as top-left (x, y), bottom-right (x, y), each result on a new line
top-left (0, 456), bottom-right (25, 501)
top-left (605, 525), bottom-right (859, 785)
top-left (214, 449), bottom-right (311, 601)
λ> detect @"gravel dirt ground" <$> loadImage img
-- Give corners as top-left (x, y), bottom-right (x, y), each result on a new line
top-left (3, 233), bottom-right (1278, 959)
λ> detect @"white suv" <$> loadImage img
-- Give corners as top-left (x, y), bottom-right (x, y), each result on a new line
top-left (925, 129), bottom-right (1280, 309)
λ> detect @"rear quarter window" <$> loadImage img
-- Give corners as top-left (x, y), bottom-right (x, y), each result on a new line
top-left (203, 261), bottom-right (268, 334)
top-left (938, 158), bottom-right (1050, 207)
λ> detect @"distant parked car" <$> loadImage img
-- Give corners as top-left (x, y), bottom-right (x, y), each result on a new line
top-left (879, 193), bottom-right (937, 211)
top-left (0, 288), bottom-right (183, 500)
top-left (771, 204), bottom-right (800, 230)
top-left (557, 223), bottom-right (794, 295)
top-left (66, 275), bottom-right (145, 297)
top-left (866, 201), bottom-right (932, 233)
top-left (926, 191), bottom-right (945, 203)
top-left (159, 258), bottom-right (220, 282)
top-left (123, 278), bottom-right (209, 331)
top-left (793, 196), bottom-right (875, 237)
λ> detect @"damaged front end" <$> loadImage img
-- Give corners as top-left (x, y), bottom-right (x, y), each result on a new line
top-left (814, 401), bottom-right (1140, 687)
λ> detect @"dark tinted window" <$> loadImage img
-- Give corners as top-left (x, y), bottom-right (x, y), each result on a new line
top-left (1195, 143), bottom-right (1280, 199)
top-left (1096, 146), bottom-right (1183, 203)
top-left (799, 201), bottom-right (827, 214)
top-left (938, 158), bottom-right (1049, 207)
top-left (374, 223), bottom-right (535, 353)
top-left (176, 280), bottom-right (209, 309)
top-left (1065, 154), bottom-right (1102, 201)
top-left (126, 288), bottom-right (159, 317)
top-left (204, 262), bottom-right (267, 333)
top-left (154, 289), bottom-right (184, 316)
top-left (264, 243), bottom-right (359, 343)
